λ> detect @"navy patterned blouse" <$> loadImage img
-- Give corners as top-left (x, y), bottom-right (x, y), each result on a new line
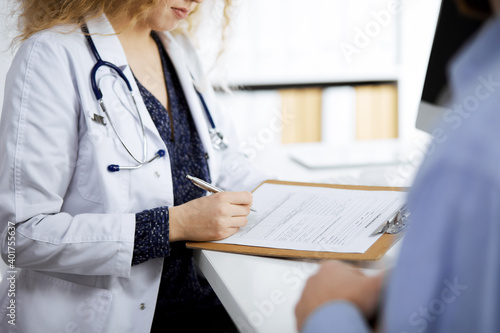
top-left (132, 33), bottom-right (220, 316)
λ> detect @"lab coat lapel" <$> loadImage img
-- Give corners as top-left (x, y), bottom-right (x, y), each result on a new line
top-left (84, 16), bottom-right (164, 144)
top-left (156, 32), bottom-right (218, 177)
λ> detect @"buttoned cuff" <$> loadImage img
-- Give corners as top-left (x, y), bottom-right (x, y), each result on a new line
top-left (132, 207), bottom-right (171, 266)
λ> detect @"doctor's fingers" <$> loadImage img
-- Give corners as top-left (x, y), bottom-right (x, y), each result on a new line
top-left (208, 217), bottom-right (247, 240)
top-left (219, 191), bottom-right (253, 206)
top-left (228, 215), bottom-right (249, 228)
top-left (227, 203), bottom-right (252, 217)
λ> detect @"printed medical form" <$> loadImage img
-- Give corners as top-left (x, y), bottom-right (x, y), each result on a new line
top-left (215, 183), bottom-right (406, 253)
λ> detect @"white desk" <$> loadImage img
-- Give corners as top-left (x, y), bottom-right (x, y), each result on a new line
top-left (195, 140), bottom-right (422, 333)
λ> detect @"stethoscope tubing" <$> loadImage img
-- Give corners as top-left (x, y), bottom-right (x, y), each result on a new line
top-left (82, 23), bottom-right (227, 172)
top-left (83, 24), bottom-right (160, 171)
top-left (194, 89), bottom-right (216, 129)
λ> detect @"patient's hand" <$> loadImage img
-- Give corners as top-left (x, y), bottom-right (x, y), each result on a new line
top-left (295, 261), bottom-right (384, 330)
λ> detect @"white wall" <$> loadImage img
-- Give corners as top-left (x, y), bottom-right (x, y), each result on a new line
top-left (0, 0), bottom-right (442, 140)
top-left (398, 0), bottom-right (442, 141)
top-left (197, 0), bottom-right (398, 86)
top-left (205, 0), bottom-right (445, 144)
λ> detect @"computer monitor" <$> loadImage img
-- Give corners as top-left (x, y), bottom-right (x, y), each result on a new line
top-left (416, 0), bottom-right (484, 134)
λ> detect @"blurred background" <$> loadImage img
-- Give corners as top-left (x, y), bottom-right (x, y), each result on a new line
top-left (190, 0), bottom-right (441, 185)
top-left (0, 0), bottom-right (447, 284)
top-left (193, 0), bottom-right (439, 146)
top-left (0, 0), bottom-right (440, 147)
top-left (0, 0), bottom-right (443, 216)
top-left (0, 0), bottom-right (448, 200)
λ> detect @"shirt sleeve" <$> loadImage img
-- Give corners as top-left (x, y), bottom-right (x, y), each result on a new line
top-left (132, 207), bottom-right (171, 265)
top-left (301, 301), bottom-right (372, 333)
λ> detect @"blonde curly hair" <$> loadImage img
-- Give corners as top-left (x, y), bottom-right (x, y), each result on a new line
top-left (15, 0), bottom-right (233, 41)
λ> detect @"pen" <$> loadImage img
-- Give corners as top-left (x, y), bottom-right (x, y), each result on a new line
top-left (186, 175), bottom-right (257, 212)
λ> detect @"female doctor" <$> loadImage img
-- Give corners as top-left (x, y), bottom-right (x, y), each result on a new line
top-left (0, 0), bottom-right (266, 332)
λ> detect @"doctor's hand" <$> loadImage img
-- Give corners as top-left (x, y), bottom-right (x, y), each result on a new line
top-left (169, 191), bottom-right (253, 242)
top-left (295, 261), bottom-right (385, 331)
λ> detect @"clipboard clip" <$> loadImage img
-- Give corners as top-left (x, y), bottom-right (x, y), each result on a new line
top-left (371, 205), bottom-right (410, 236)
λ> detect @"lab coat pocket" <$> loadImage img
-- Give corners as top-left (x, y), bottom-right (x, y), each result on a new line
top-left (16, 270), bottom-right (112, 333)
top-left (76, 135), bottom-right (130, 211)
top-left (77, 138), bottom-right (104, 204)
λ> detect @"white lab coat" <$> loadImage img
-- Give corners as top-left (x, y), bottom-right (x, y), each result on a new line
top-left (0, 15), bottom-right (266, 333)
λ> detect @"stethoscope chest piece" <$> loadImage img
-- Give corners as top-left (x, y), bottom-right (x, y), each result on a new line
top-left (209, 128), bottom-right (228, 151)
top-left (193, 83), bottom-right (229, 151)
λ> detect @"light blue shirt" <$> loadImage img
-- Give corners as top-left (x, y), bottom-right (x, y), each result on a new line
top-left (303, 17), bottom-right (500, 333)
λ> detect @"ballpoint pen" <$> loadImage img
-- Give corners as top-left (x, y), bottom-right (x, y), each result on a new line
top-left (186, 175), bottom-right (257, 212)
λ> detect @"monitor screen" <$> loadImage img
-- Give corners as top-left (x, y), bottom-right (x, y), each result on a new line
top-left (416, 0), bottom-right (484, 133)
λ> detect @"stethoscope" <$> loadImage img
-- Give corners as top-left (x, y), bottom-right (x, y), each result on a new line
top-left (82, 24), bottom-right (228, 173)
top-left (193, 88), bottom-right (228, 151)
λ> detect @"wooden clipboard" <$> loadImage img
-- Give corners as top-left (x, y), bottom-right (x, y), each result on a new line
top-left (187, 180), bottom-right (409, 261)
